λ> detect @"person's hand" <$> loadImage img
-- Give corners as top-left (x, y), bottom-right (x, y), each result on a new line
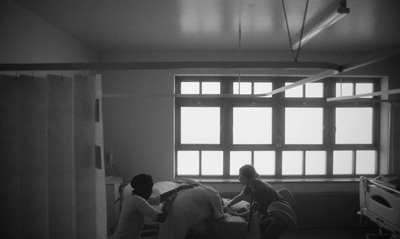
top-left (224, 206), bottom-right (237, 216)
top-left (223, 205), bottom-right (232, 212)
top-left (161, 193), bottom-right (177, 213)
top-left (228, 210), bottom-right (238, 216)
top-left (259, 215), bottom-right (276, 224)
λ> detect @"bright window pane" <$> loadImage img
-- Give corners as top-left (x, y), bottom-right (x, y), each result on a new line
top-left (356, 150), bottom-right (376, 174)
top-left (177, 151), bottom-right (199, 175)
top-left (305, 151), bottom-right (326, 175)
top-left (230, 151), bottom-right (251, 175)
top-left (234, 82), bottom-right (252, 94)
top-left (285, 108), bottom-right (323, 144)
top-left (254, 82), bottom-right (272, 97)
top-left (181, 82), bottom-right (200, 94)
top-left (333, 151), bottom-right (353, 175)
top-left (282, 151), bottom-right (303, 175)
top-left (305, 83), bottom-right (323, 98)
top-left (254, 151), bottom-right (275, 175)
top-left (356, 83), bottom-right (373, 98)
top-left (201, 151), bottom-right (223, 175)
top-left (285, 83), bottom-right (303, 97)
top-left (336, 83), bottom-right (353, 97)
top-left (233, 107), bottom-right (272, 144)
top-left (181, 107), bottom-right (220, 144)
top-left (335, 108), bottom-right (373, 144)
top-left (202, 82), bottom-right (220, 94)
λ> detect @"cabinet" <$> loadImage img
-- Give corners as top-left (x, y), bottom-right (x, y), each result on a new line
top-left (106, 176), bottom-right (123, 236)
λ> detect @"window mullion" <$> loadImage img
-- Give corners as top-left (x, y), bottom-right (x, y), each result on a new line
top-left (303, 151), bottom-right (306, 176)
top-left (222, 78), bottom-right (233, 177)
top-left (325, 79), bottom-right (335, 177)
top-left (274, 78), bottom-right (285, 178)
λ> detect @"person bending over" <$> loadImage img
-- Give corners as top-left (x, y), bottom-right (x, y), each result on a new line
top-left (159, 181), bottom-right (227, 239)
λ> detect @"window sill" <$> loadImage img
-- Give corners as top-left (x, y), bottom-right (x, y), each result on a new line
top-left (187, 177), bottom-right (361, 184)
top-left (178, 177), bottom-right (363, 193)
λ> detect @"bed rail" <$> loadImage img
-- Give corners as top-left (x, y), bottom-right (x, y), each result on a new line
top-left (359, 176), bottom-right (400, 239)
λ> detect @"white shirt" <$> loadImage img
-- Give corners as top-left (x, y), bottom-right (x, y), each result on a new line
top-left (114, 195), bottom-right (160, 239)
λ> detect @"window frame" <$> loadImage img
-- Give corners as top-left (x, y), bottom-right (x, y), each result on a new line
top-left (175, 75), bottom-right (380, 179)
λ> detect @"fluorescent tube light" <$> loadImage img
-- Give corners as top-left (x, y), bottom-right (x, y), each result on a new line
top-left (326, 89), bottom-right (400, 102)
top-left (292, 0), bottom-right (350, 50)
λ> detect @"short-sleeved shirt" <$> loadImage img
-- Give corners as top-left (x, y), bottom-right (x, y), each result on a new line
top-left (114, 194), bottom-right (160, 239)
top-left (242, 179), bottom-right (283, 214)
top-left (173, 186), bottom-right (224, 220)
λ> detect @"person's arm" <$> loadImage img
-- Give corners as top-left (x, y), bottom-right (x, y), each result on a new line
top-left (148, 184), bottom-right (192, 205)
top-left (139, 194), bottom-right (178, 223)
top-left (155, 212), bottom-right (168, 222)
top-left (138, 200), bottom-right (163, 222)
top-left (159, 184), bottom-right (192, 203)
top-left (156, 193), bottom-right (178, 222)
top-left (210, 194), bottom-right (227, 220)
top-left (225, 190), bottom-right (246, 209)
top-left (229, 209), bottom-right (250, 218)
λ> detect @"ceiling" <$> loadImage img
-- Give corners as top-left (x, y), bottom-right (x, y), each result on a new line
top-left (12, 0), bottom-right (400, 54)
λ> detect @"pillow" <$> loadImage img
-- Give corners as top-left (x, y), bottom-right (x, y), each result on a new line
top-left (223, 198), bottom-right (250, 213)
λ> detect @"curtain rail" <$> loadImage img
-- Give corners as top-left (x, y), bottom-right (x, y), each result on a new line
top-left (0, 61), bottom-right (338, 71)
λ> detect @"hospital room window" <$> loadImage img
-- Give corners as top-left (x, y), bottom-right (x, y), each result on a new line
top-left (335, 82), bottom-right (374, 98)
top-left (281, 151), bottom-right (327, 175)
top-left (180, 107), bottom-right (220, 144)
top-left (333, 150), bottom-right (377, 175)
top-left (181, 81), bottom-right (221, 94)
top-left (285, 107), bottom-right (323, 144)
top-left (176, 150), bottom-right (224, 176)
top-left (335, 107), bottom-right (374, 144)
top-left (175, 76), bottom-right (379, 179)
top-left (233, 107), bottom-right (272, 144)
top-left (285, 82), bottom-right (324, 98)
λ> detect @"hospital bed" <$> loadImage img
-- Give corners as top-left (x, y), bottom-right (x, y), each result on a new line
top-left (359, 176), bottom-right (400, 239)
top-left (119, 179), bottom-right (296, 239)
top-left (149, 179), bottom-right (248, 239)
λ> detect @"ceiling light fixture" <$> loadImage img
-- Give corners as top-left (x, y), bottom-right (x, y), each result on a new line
top-left (292, 0), bottom-right (350, 50)
top-left (326, 88), bottom-right (400, 102)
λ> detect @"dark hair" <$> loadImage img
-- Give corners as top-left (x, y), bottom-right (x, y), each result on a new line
top-left (130, 174), bottom-right (153, 191)
top-left (239, 164), bottom-right (259, 179)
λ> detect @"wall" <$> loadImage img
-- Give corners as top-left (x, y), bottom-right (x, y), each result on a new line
top-left (219, 190), bottom-right (361, 228)
top-left (102, 69), bottom-right (175, 183)
top-left (0, 0), bottom-right (97, 76)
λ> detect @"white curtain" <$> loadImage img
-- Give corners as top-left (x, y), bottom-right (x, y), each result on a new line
top-left (0, 74), bottom-right (106, 239)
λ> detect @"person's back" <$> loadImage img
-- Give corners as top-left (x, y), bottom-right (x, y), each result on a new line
top-left (175, 186), bottom-right (222, 222)
top-left (159, 185), bottom-right (224, 239)
top-left (249, 179), bottom-right (283, 213)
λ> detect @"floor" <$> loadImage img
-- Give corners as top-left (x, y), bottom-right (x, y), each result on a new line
top-left (187, 227), bottom-right (393, 239)
top-left (280, 227), bottom-right (384, 239)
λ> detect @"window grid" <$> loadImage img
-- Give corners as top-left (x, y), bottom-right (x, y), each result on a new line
top-left (175, 76), bottom-right (380, 179)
